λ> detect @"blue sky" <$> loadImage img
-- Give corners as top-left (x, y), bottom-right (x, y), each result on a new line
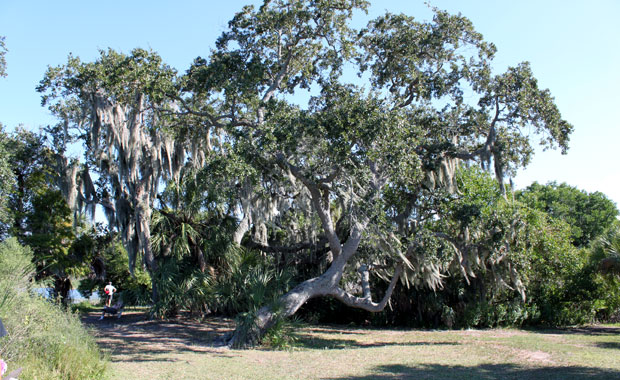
top-left (1, 0), bottom-right (619, 206)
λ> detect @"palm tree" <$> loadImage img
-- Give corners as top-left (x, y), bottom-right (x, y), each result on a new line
top-left (150, 167), bottom-right (242, 317)
top-left (597, 224), bottom-right (620, 276)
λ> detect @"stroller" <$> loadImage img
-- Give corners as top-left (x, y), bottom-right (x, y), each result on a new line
top-left (99, 300), bottom-right (125, 320)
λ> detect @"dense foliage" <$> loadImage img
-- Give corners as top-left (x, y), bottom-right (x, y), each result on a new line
top-left (175, 0), bottom-right (576, 347)
top-left (298, 169), bottom-right (618, 328)
top-left (517, 182), bottom-right (618, 247)
top-left (77, 232), bottom-right (152, 306)
top-left (0, 129), bottom-right (101, 304)
top-left (0, 125), bottom-right (14, 231)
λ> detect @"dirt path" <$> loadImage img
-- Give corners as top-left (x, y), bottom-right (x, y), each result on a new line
top-left (82, 310), bottom-right (235, 359)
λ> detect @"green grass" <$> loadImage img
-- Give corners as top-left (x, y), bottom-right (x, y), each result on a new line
top-left (71, 300), bottom-right (100, 314)
top-left (90, 312), bottom-right (620, 380)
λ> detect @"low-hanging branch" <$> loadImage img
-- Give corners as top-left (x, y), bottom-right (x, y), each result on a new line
top-left (331, 264), bottom-right (404, 312)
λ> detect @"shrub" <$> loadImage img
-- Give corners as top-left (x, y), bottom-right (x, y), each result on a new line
top-left (151, 256), bottom-right (213, 319)
top-left (262, 317), bottom-right (301, 350)
top-left (212, 248), bottom-right (294, 316)
top-left (0, 238), bottom-right (107, 380)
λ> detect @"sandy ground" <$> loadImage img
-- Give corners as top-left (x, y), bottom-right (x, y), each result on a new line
top-left (83, 310), bottom-right (235, 356)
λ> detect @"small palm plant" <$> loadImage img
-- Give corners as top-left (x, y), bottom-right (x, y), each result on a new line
top-left (598, 225), bottom-right (620, 276)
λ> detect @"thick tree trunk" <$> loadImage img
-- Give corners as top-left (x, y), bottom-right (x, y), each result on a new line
top-left (228, 221), bottom-right (359, 348)
top-left (233, 212), bottom-right (251, 245)
top-left (135, 192), bottom-right (159, 303)
top-left (195, 246), bottom-right (207, 273)
top-left (228, 242), bottom-right (403, 348)
top-left (228, 158), bottom-right (396, 348)
top-left (228, 264), bottom-right (342, 348)
top-left (54, 276), bottom-right (72, 307)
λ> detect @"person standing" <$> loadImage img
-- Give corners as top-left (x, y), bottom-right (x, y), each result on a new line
top-left (104, 282), bottom-right (116, 307)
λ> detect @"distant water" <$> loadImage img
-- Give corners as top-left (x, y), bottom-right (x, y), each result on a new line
top-left (35, 288), bottom-right (101, 304)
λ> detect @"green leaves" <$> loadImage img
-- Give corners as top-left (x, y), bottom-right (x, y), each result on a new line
top-left (39, 48), bottom-right (178, 115)
top-left (0, 36), bottom-right (7, 78)
top-left (0, 125), bottom-right (15, 231)
top-left (201, 0), bottom-right (368, 103)
top-left (28, 1), bottom-right (580, 327)
top-left (481, 62), bottom-right (573, 151)
top-left (358, 10), bottom-right (495, 106)
top-left (517, 182), bottom-right (618, 247)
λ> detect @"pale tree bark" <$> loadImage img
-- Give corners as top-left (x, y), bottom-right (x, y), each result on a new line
top-left (135, 190), bottom-right (159, 302)
top-left (228, 219), bottom-right (404, 348)
top-left (41, 50), bottom-right (210, 306)
top-left (77, 89), bottom-right (192, 304)
top-left (228, 155), bottom-right (401, 348)
top-left (232, 181), bottom-right (256, 245)
top-left (233, 212), bottom-right (251, 246)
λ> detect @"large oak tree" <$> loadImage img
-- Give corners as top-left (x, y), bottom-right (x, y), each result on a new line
top-left (178, 1), bottom-right (572, 347)
top-left (37, 1), bottom-right (573, 347)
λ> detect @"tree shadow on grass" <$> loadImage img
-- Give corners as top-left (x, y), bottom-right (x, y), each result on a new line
top-left (95, 330), bottom-right (239, 363)
top-left (83, 311), bottom-right (238, 362)
top-left (305, 326), bottom-right (369, 335)
top-left (295, 333), bottom-right (459, 350)
top-left (595, 342), bottom-right (620, 350)
top-left (528, 326), bottom-right (620, 336)
top-left (323, 363), bottom-right (620, 380)
top-left (293, 324), bottom-right (461, 350)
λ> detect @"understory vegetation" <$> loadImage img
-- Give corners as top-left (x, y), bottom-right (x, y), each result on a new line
top-left (70, 169), bottom-right (620, 336)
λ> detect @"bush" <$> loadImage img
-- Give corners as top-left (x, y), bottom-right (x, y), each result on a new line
top-left (151, 256), bottom-right (213, 319)
top-left (70, 301), bottom-right (98, 315)
top-left (215, 248), bottom-right (296, 348)
top-left (262, 317), bottom-right (301, 350)
top-left (458, 297), bottom-right (531, 328)
top-left (0, 238), bottom-right (107, 380)
top-left (211, 248), bottom-right (294, 316)
top-left (587, 223), bottom-right (620, 322)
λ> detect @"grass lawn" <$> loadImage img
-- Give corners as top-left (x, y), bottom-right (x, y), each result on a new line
top-left (84, 311), bottom-right (620, 380)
